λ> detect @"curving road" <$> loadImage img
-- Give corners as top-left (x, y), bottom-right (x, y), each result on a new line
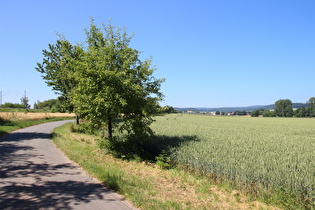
top-left (0, 120), bottom-right (136, 210)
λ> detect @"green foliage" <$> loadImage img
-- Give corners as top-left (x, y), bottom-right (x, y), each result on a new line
top-left (0, 116), bottom-right (12, 126)
top-left (0, 102), bottom-right (25, 109)
top-left (293, 97), bottom-right (315, 118)
top-left (36, 37), bottom-right (83, 114)
top-left (70, 123), bottom-right (95, 135)
top-left (262, 110), bottom-right (275, 117)
top-left (233, 110), bottom-right (247, 116)
top-left (96, 136), bottom-right (144, 160)
top-left (252, 109), bottom-right (275, 117)
top-left (160, 106), bottom-right (179, 114)
top-left (69, 18), bottom-right (164, 140)
top-left (275, 99), bottom-right (293, 117)
top-left (252, 97), bottom-right (315, 118)
top-left (307, 97), bottom-right (315, 117)
top-left (20, 96), bottom-right (30, 109)
top-left (294, 106), bottom-right (308, 118)
top-left (155, 151), bottom-right (171, 169)
top-left (37, 18), bottom-right (164, 142)
top-left (34, 99), bottom-right (65, 112)
top-left (251, 110), bottom-right (260, 117)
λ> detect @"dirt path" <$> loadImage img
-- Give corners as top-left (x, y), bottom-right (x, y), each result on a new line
top-left (0, 120), bottom-right (136, 210)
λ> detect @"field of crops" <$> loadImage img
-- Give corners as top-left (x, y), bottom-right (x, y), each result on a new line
top-left (151, 114), bottom-right (315, 202)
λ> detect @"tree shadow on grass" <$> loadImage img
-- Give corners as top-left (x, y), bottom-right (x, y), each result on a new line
top-left (141, 135), bottom-right (200, 160)
top-left (0, 118), bottom-right (15, 136)
top-left (106, 135), bottom-right (200, 161)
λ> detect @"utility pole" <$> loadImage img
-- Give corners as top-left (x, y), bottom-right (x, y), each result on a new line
top-left (22, 91), bottom-right (28, 109)
top-left (0, 91), bottom-right (8, 106)
top-left (0, 91), bottom-right (2, 106)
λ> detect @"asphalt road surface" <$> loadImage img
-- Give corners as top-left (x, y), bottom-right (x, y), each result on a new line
top-left (0, 120), bottom-right (137, 210)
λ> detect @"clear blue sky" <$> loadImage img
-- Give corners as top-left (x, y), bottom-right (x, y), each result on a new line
top-left (1, 0), bottom-right (314, 108)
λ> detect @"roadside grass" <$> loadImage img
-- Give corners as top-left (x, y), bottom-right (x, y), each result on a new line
top-left (0, 116), bottom-right (74, 136)
top-left (52, 122), bottom-right (280, 209)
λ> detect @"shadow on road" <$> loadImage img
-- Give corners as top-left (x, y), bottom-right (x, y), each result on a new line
top-left (0, 131), bottom-right (128, 209)
top-left (0, 132), bottom-right (52, 142)
top-left (0, 180), bottom-right (123, 209)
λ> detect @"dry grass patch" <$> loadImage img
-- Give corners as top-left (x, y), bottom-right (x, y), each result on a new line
top-left (131, 166), bottom-right (280, 209)
top-left (0, 112), bottom-right (75, 121)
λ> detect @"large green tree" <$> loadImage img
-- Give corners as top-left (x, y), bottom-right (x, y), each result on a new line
top-left (307, 97), bottom-right (315, 117)
top-left (274, 99), bottom-right (293, 117)
top-left (37, 19), bottom-right (164, 141)
top-left (294, 106), bottom-right (308, 118)
top-left (20, 96), bottom-right (30, 109)
top-left (70, 20), bottom-right (164, 140)
top-left (36, 38), bottom-right (85, 123)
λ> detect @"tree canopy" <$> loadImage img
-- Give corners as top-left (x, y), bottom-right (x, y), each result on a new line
top-left (274, 99), bottom-right (293, 117)
top-left (34, 99), bottom-right (65, 112)
top-left (0, 102), bottom-right (25, 109)
top-left (251, 97), bottom-right (314, 118)
top-left (307, 97), bottom-right (315, 117)
top-left (36, 18), bottom-right (164, 141)
top-left (36, 39), bottom-right (84, 115)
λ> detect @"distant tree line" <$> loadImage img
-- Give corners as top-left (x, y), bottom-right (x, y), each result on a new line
top-left (251, 109), bottom-right (275, 117)
top-left (251, 97), bottom-right (315, 118)
top-left (0, 95), bottom-right (30, 109)
top-left (160, 106), bottom-right (180, 114)
top-left (0, 102), bottom-right (26, 109)
top-left (0, 98), bottom-right (66, 113)
top-left (34, 99), bottom-right (66, 113)
top-left (233, 110), bottom-right (247, 116)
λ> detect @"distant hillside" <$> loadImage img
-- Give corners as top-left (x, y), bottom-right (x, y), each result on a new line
top-left (175, 103), bottom-right (308, 113)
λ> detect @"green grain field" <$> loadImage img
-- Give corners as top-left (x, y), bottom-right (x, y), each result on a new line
top-left (151, 114), bottom-right (315, 204)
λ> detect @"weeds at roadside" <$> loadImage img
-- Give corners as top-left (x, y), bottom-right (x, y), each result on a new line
top-left (155, 151), bottom-right (172, 169)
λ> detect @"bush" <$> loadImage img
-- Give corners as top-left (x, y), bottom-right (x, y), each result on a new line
top-left (0, 116), bottom-right (5, 125)
top-left (97, 136), bottom-right (143, 160)
top-left (70, 123), bottom-right (95, 135)
top-left (251, 110), bottom-right (260, 117)
top-left (0, 116), bottom-right (12, 126)
top-left (155, 151), bottom-right (172, 169)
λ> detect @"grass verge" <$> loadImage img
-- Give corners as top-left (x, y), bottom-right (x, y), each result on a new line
top-left (0, 117), bottom-right (74, 136)
top-left (52, 122), bottom-right (281, 209)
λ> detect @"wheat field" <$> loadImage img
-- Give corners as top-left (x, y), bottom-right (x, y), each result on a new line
top-left (151, 114), bottom-right (315, 202)
top-left (0, 112), bottom-right (75, 121)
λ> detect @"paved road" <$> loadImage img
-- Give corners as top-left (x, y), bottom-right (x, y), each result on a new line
top-left (0, 120), bottom-right (137, 210)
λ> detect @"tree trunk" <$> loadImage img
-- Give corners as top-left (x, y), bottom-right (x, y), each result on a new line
top-left (75, 114), bottom-right (80, 125)
top-left (107, 113), bottom-right (113, 139)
